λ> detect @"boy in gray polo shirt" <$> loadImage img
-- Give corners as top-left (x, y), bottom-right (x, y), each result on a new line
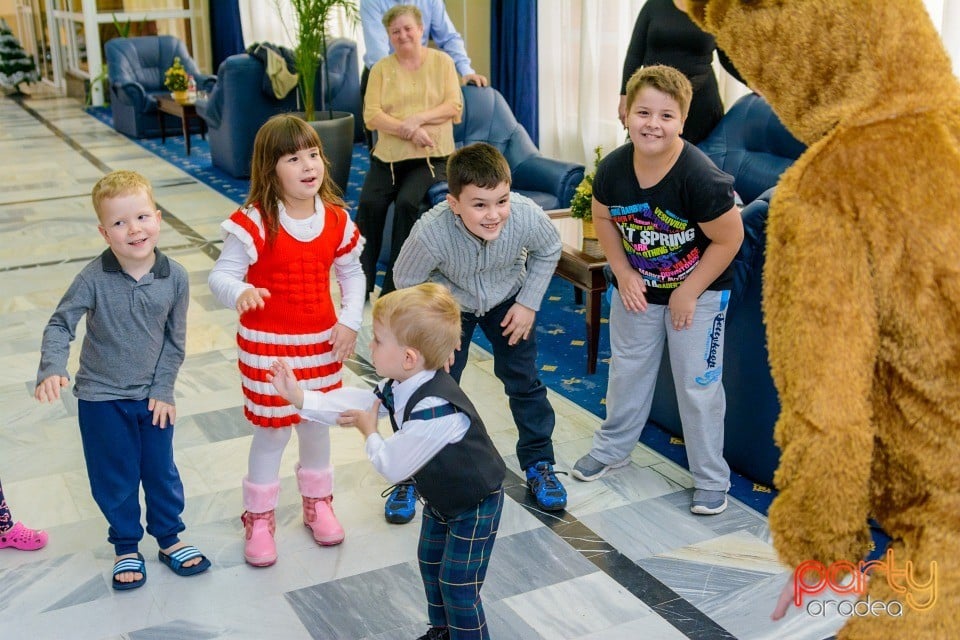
top-left (34, 170), bottom-right (209, 590)
top-left (392, 142), bottom-right (567, 517)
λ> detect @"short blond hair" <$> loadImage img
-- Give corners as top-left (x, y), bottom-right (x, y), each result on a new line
top-left (625, 65), bottom-right (693, 120)
top-left (91, 170), bottom-right (155, 220)
top-left (373, 283), bottom-right (461, 370)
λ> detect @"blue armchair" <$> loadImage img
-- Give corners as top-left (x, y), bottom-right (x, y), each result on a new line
top-left (197, 38), bottom-right (362, 179)
top-left (441, 85), bottom-right (584, 210)
top-left (105, 36), bottom-right (215, 139)
top-left (648, 94), bottom-right (806, 486)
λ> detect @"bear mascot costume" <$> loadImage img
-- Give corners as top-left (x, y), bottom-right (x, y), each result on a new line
top-left (687, 1), bottom-right (960, 638)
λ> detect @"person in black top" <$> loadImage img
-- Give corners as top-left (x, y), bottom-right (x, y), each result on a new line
top-left (574, 66), bottom-right (743, 517)
top-left (619, 0), bottom-right (743, 144)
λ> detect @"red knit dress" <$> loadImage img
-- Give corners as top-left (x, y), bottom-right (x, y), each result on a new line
top-left (224, 203), bottom-right (361, 428)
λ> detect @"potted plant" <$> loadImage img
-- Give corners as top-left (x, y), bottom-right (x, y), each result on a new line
top-left (570, 146), bottom-right (603, 239)
top-left (277, 0), bottom-right (359, 191)
top-left (164, 56), bottom-right (190, 103)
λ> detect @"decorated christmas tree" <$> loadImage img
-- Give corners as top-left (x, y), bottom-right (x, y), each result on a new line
top-left (0, 18), bottom-right (40, 94)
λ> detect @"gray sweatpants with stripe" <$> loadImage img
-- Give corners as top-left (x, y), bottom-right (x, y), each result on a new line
top-left (591, 288), bottom-right (731, 492)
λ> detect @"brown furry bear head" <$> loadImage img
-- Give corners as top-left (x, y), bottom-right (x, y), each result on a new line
top-left (686, 0), bottom-right (960, 145)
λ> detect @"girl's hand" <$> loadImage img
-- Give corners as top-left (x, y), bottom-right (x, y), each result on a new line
top-left (668, 286), bottom-right (698, 330)
top-left (329, 323), bottom-right (357, 362)
top-left (34, 375), bottom-right (69, 402)
top-left (443, 340), bottom-right (461, 372)
top-left (266, 359), bottom-right (304, 409)
top-left (338, 399), bottom-right (381, 437)
top-left (148, 398), bottom-right (176, 429)
top-left (236, 287), bottom-right (270, 314)
top-left (616, 269), bottom-right (648, 313)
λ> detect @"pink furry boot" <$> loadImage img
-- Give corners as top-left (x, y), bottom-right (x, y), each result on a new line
top-left (241, 477), bottom-right (280, 567)
top-left (295, 464), bottom-right (344, 546)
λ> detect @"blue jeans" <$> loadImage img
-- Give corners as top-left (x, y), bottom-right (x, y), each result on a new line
top-left (78, 399), bottom-right (186, 555)
top-left (448, 295), bottom-right (556, 469)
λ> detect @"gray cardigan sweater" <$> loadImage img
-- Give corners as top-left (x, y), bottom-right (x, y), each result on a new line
top-left (393, 192), bottom-right (561, 315)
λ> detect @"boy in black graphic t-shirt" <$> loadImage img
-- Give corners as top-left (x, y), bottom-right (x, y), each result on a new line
top-left (572, 65), bottom-right (744, 516)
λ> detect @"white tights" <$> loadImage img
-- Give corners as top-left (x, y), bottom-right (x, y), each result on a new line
top-left (247, 420), bottom-right (332, 484)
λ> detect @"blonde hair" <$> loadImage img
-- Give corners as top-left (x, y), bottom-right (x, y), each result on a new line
top-left (383, 4), bottom-right (422, 29)
top-left (91, 170), bottom-right (155, 220)
top-left (245, 114), bottom-right (345, 243)
top-left (373, 283), bottom-right (461, 370)
top-left (625, 65), bottom-right (693, 119)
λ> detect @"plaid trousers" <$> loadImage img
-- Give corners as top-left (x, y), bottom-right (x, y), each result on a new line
top-left (417, 487), bottom-right (504, 640)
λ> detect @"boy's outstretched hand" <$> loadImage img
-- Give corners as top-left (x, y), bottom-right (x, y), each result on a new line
top-left (148, 398), bottom-right (176, 429)
top-left (501, 303), bottom-right (536, 346)
top-left (266, 359), bottom-right (305, 409)
top-left (338, 399), bottom-right (381, 438)
top-left (34, 375), bottom-right (69, 402)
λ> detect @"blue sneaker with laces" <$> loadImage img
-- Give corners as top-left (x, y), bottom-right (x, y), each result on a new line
top-left (382, 481), bottom-right (418, 524)
top-left (525, 461), bottom-right (567, 511)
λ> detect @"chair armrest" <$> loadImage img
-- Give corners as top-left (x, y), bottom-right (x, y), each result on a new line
top-left (195, 96), bottom-right (221, 129)
top-left (196, 74), bottom-right (217, 93)
top-left (427, 181), bottom-right (449, 206)
top-left (112, 81), bottom-right (149, 111)
top-left (511, 155), bottom-right (585, 208)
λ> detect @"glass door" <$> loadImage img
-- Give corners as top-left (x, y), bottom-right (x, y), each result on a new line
top-left (44, 0), bottom-right (206, 106)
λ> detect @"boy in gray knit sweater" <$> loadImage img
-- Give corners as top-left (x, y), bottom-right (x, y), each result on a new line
top-left (392, 142), bottom-right (567, 515)
top-left (34, 170), bottom-right (209, 590)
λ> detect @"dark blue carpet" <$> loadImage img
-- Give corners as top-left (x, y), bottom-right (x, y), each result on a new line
top-left (87, 106), bottom-right (786, 514)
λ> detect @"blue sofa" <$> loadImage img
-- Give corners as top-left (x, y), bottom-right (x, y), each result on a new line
top-left (196, 39), bottom-right (362, 179)
top-left (105, 36), bottom-right (216, 139)
top-left (648, 93), bottom-right (806, 486)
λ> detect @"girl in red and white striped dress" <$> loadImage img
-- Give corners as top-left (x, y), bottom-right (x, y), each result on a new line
top-left (209, 114), bottom-right (365, 567)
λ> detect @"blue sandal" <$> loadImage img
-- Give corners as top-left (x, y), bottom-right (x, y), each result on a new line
top-left (112, 552), bottom-right (147, 591)
top-left (158, 545), bottom-right (211, 577)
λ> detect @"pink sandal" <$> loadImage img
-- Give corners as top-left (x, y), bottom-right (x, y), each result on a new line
top-left (0, 522), bottom-right (49, 551)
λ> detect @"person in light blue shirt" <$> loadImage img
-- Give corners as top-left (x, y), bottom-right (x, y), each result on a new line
top-left (360, 0), bottom-right (487, 147)
top-left (360, 0), bottom-right (487, 86)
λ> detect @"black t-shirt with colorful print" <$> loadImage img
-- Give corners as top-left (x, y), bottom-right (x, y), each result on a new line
top-left (592, 140), bottom-right (736, 306)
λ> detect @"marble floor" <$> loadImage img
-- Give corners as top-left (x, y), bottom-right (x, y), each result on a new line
top-left (0, 92), bottom-right (846, 640)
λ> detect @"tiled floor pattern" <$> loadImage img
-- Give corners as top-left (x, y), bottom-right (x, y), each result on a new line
top-left (0, 92), bottom-right (846, 639)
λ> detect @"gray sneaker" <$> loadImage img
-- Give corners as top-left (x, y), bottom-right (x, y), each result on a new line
top-left (690, 489), bottom-right (728, 515)
top-left (571, 453), bottom-right (630, 481)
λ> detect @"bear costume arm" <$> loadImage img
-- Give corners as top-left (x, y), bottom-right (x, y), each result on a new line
top-left (763, 181), bottom-right (876, 569)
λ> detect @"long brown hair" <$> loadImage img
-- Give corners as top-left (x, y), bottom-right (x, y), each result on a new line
top-left (244, 114), bottom-right (345, 242)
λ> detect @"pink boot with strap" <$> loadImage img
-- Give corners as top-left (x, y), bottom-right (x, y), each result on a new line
top-left (295, 464), bottom-right (344, 546)
top-left (241, 477), bottom-right (280, 567)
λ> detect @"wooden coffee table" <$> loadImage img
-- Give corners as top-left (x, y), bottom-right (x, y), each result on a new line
top-left (156, 95), bottom-right (206, 155)
top-left (548, 209), bottom-right (609, 374)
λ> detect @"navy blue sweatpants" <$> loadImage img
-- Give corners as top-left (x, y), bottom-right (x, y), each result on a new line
top-left (77, 399), bottom-right (185, 555)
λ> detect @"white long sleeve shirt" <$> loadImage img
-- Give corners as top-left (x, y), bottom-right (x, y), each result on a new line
top-left (208, 197), bottom-right (366, 330)
top-left (299, 370), bottom-right (470, 484)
